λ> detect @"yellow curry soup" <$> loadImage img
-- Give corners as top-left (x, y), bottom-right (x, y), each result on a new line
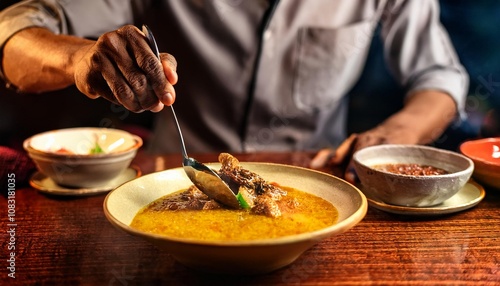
top-left (130, 186), bottom-right (338, 241)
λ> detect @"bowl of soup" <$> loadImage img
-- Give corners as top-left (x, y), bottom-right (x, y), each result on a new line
top-left (23, 127), bottom-right (142, 188)
top-left (353, 144), bottom-right (474, 207)
top-left (103, 162), bottom-right (367, 274)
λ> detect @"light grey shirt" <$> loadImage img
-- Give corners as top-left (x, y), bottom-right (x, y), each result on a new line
top-left (0, 0), bottom-right (469, 153)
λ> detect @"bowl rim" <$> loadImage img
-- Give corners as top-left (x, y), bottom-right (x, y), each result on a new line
top-left (353, 144), bottom-right (474, 179)
top-left (459, 137), bottom-right (500, 167)
top-left (23, 127), bottom-right (143, 158)
top-left (103, 162), bottom-right (368, 247)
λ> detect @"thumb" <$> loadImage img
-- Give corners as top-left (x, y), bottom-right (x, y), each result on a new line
top-left (310, 148), bottom-right (334, 169)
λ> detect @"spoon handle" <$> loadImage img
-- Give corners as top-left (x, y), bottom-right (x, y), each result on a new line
top-left (142, 25), bottom-right (189, 160)
top-left (169, 105), bottom-right (189, 160)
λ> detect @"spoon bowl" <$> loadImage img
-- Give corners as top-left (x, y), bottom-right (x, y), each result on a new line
top-left (183, 157), bottom-right (241, 209)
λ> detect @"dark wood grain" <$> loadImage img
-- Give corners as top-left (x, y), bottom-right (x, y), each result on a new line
top-left (1, 151), bottom-right (499, 285)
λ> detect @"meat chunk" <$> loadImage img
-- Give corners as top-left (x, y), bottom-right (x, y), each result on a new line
top-left (218, 153), bottom-right (290, 217)
top-left (182, 185), bottom-right (210, 201)
top-left (218, 153), bottom-right (286, 197)
top-left (150, 185), bottom-right (222, 211)
top-left (202, 199), bottom-right (223, 210)
top-left (252, 195), bottom-right (282, 217)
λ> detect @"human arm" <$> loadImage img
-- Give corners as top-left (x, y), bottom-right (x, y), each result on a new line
top-left (2, 27), bottom-right (92, 93)
top-left (311, 89), bottom-right (457, 182)
top-left (0, 1), bottom-right (177, 112)
top-left (311, 0), bottom-right (468, 182)
top-left (3, 25), bottom-right (177, 112)
top-left (353, 90), bottom-right (457, 149)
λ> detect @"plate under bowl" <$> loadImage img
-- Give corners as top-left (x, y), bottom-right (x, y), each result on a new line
top-left (103, 162), bottom-right (367, 274)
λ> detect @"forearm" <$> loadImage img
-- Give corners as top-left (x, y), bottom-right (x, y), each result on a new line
top-left (2, 27), bottom-right (94, 93)
top-left (311, 90), bottom-right (458, 183)
top-left (376, 90), bottom-right (457, 144)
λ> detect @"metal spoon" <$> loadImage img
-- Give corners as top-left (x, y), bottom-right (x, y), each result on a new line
top-left (141, 25), bottom-right (240, 209)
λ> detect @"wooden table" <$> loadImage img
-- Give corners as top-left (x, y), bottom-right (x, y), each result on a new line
top-left (1, 152), bottom-right (499, 285)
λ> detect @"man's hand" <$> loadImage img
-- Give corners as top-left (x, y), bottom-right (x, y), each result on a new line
top-left (311, 90), bottom-right (458, 184)
top-left (74, 25), bottom-right (178, 113)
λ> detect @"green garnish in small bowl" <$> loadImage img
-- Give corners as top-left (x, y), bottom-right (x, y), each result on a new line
top-left (90, 142), bottom-right (104, 154)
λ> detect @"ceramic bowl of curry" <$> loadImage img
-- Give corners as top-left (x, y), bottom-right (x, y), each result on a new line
top-left (23, 127), bottom-right (142, 188)
top-left (103, 162), bottom-right (367, 275)
top-left (353, 144), bottom-right (474, 207)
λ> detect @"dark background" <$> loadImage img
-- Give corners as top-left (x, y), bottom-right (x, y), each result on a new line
top-left (1, 0), bottom-right (499, 152)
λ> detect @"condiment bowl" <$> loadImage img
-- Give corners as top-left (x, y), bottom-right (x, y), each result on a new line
top-left (103, 163), bottom-right (367, 275)
top-left (23, 127), bottom-right (142, 188)
top-left (353, 144), bottom-right (474, 207)
top-left (460, 137), bottom-right (500, 189)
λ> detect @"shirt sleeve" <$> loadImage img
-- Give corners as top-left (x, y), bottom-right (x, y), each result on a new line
top-left (380, 0), bottom-right (469, 119)
top-left (0, 0), bottom-right (135, 84)
top-left (0, 0), bottom-right (63, 83)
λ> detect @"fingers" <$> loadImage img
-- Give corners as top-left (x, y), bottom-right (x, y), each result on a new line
top-left (312, 127), bottom-right (420, 184)
top-left (337, 134), bottom-right (359, 184)
top-left (159, 53), bottom-right (177, 106)
top-left (344, 160), bottom-right (357, 184)
top-left (161, 53), bottom-right (178, 84)
top-left (99, 51), bottom-right (143, 111)
top-left (310, 134), bottom-right (360, 184)
top-left (74, 25), bottom-right (178, 112)
top-left (310, 134), bottom-right (358, 170)
top-left (342, 126), bottom-right (419, 183)
top-left (150, 102), bottom-right (165, 113)
top-left (125, 26), bottom-right (175, 110)
top-left (310, 148), bottom-right (334, 169)
top-left (331, 134), bottom-right (358, 165)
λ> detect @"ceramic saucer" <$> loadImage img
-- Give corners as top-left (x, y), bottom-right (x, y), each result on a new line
top-left (364, 181), bottom-right (486, 216)
top-left (30, 165), bottom-right (141, 196)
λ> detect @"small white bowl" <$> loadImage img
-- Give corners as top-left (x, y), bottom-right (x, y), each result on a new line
top-left (104, 162), bottom-right (367, 274)
top-left (353, 144), bottom-right (474, 207)
top-left (23, 127), bottom-right (142, 188)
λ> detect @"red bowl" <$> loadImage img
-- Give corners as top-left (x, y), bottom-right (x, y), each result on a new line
top-left (460, 137), bottom-right (500, 189)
